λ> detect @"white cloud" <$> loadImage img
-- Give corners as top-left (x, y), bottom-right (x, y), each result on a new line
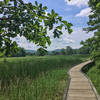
top-left (12, 36), bottom-right (39, 50)
top-left (66, 28), bottom-right (93, 48)
top-left (23, 0), bottom-right (29, 3)
top-left (65, 0), bottom-right (89, 7)
top-left (46, 29), bottom-right (75, 50)
top-left (76, 8), bottom-right (91, 17)
top-left (12, 28), bottom-right (93, 50)
top-left (48, 27), bottom-right (93, 50)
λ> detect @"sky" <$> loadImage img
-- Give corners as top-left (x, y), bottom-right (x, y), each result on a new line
top-left (14, 0), bottom-right (94, 50)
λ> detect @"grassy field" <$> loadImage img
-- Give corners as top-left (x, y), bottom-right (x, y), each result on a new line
top-left (0, 55), bottom-right (88, 100)
top-left (82, 62), bottom-right (100, 95)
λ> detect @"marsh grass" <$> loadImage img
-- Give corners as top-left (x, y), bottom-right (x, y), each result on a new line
top-left (0, 55), bottom-right (88, 100)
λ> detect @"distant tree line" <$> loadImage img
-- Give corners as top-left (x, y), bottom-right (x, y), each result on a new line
top-left (51, 46), bottom-right (91, 56)
top-left (0, 45), bottom-right (91, 57)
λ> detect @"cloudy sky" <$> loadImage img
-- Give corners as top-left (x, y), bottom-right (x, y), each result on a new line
top-left (14, 0), bottom-right (93, 50)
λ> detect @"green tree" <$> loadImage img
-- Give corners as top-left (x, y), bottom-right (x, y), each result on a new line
top-left (11, 47), bottom-right (26, 57)
top-left (66, 46), bottom-right (73, 55)
top-left (36, 48), bottom-right (48, 56)
top-left (52, 51), bottom-right (59, 55)
top-left (0, 0), bottom-right (73, 56)
top-left (83, 0), bottom-right (100, 68)
top-left (78, 46), bottom-right (91, 55)
top-left (61, 48), bottom-right (66, 55)
top-left (72, 49), bottom-right (78, 54)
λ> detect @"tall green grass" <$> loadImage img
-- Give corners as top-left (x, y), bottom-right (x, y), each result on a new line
top-left (82, 62), bottom-right (100, 95)
top-left (0, 55), bottom-right (88, 100)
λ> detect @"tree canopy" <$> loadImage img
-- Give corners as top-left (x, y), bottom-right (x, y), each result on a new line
top-left (66, 46), bottom-right (73, 55)
top-left (83, 0), bottom-right (100, 68)
top-left (0, 0), bottom-right (73, 56)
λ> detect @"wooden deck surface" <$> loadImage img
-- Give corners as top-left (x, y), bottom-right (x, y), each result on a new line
top-left (67, 61), bottom-right (97, 100)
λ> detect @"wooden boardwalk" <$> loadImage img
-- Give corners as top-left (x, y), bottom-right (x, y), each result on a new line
top-left (66, 61), bottom-right (98, 100)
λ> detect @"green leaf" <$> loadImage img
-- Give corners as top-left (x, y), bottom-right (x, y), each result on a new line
top-left (58, 16), bottom-right (62, 21)
top-left (39, 3), bottom-right (42, 9)
top-left (62, 20), bottom-right (68, 26)
top-left (35, 1), bottom-right (38, 6)
top-left (4, 0), bottom-right (10, 4)
top-left (46, 36), bottom-right (51, 45)
top-left (96, 3), bottom-right (100, 8)
top-left (54, 13), bottom-right (58, 17)
top-left (68, 28), bottom-right (73, 34)
top-left (51, 9), bottom-right (55, 15)
top-left (57, 24), bottom-right (63, 30)
top-left (43, 6), bottom-right (48, 10)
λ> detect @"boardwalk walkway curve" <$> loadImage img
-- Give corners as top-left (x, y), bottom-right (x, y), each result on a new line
top-left (66, 61), bottom-right (98, 100)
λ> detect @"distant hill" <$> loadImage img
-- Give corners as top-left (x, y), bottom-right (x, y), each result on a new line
top-left (48, 49), bottom-right (62, 54)
top-left (25, 49), bottom-right (62, 54)
top-left (54, 49), bottom-right (62, 52)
